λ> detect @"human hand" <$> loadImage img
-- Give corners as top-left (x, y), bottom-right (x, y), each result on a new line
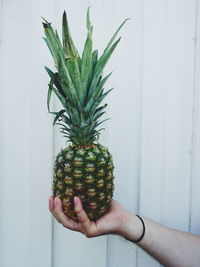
top-left (49, 196), bottom-right (131, 238)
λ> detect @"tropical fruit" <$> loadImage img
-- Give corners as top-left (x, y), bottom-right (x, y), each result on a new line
top-left (42, 8), bottom-right (127, 220)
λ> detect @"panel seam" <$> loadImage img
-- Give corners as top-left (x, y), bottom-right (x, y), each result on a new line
top-left (136, 0), bottom-right (144, 266)
top-left (188, 0), bottom-right (199, 234)
top-left (0, 0), bottom-right (3, 45)
top-left (51, 2), bottom-right (57, 267)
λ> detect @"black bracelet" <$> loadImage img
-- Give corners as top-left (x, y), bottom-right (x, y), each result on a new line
top-left (125, 215), bottom-right (145, 243)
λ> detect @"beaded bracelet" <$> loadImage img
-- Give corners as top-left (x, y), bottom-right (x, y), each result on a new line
top-left (125, 215), bottom-right (145, 243)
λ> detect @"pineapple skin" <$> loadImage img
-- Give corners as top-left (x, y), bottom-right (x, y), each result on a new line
top-left (53, 144), bottom-right (115, 221)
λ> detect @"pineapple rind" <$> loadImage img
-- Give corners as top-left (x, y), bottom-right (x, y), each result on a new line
top-left (43, 9), bottom-right (128, 220)
top-left (53, 144), bottom-right (115, 221)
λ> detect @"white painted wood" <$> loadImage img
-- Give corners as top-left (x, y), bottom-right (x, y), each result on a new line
top-left (0, 0), bottom-right (2, 45)
top-left (0, 1), bottom-right (32, 266)
top-left (0, 1), bottom-right (200, 267)
top-left (138, 0), bottom-right (197, 266)
top-left (160, 0), bottom-right (196, 231)
top-left (29, 1), bottom-right (55, 266)
top-left (0, 0), bottom-right (54, 266)
top-left (138, 1), bottom-right (169, 265)
top-left (191, 0), bottom-right (200, 236)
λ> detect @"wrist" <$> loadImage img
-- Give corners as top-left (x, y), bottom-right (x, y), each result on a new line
top-left (121, 211), bottom-right (144, 242)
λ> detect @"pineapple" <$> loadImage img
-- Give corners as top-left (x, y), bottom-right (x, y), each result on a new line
top-left (42, 9), bottom-right (128, 221)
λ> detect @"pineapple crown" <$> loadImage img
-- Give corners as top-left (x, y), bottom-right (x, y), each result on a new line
top-left (42, 8), bottom-right (128, 145)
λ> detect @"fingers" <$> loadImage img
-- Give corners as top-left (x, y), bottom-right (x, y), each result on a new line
top-left (49, 196), bottom-right (98, 237)
top-left (49, 196), bottom-right (60, 221)
top-left (74, 197), bottom-right (90, 226)
top-left (49, 196), bottom-right (80, 231)
top-left (74, 197), bottom-right (96, 237)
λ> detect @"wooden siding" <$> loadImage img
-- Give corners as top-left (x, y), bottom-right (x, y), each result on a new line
top-left (0, 0), bottom-right (199, 266)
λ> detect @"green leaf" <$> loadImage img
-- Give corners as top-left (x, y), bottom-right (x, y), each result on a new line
top-left (88, 38), bottom-right (121, 99)
top-left (45, 66), bottom-right (65, 97)
top-left (91, 49), bottom-right (98, 72)
top-left (90, 88), bottom-right (114, 114)
top-left (49, 111), bottom-right (72, 126)
top-left (98, 72), bottom-right (112, 88)
top-left (87, 72), bottom-right (112, 106)
top-left (48, 111), bottom-right (58, 115)
top-left (47, 80), bottom-right (53, 112)
top-left (81, 8), bottom-right (93, 99)
top-left (104, 18), bottom-right (129, 54)
top-left (55, 30), bottom-right (64, 51)
top-left (55, 122), bottom-right (69, 129)
top-left (42, 37), bottom-right (53, 57)
top-left (86, 7), bottom-right (93, 32)
top-left (94, 118), bottom-right (109, 128)
top-left (62, 11), bottom-right (79, 57)
top-left (86, 85), bottom-right (103, 111)
top-left (65, 58), bottom-right (83, 101)
top-left (87, 18), bottom-right (129, 100)
top-left (69, 107), bottom-right (81, 125)
top-left (93, 111), bottom-right (106, 121)
top-left (86, 49), bottom-right (98, 97)
top-left (62, 11), bottom-right (83, 99)
top-left (57, 51), bottom-right (79, 105)
top-left (98, 88), bottom-right (114, 105)
top-left (53, 109), bottom-right (66, 125)
top-left (42, 20), bottom-right (65, 68)
top-left (42, 11), bottom-right (128, 145)
top-left (48, 81), bottom-right (67, 108)
top-left (61, 114), bottom-right (72, 126)
top-left (93, 104), bottom-right (108, 115)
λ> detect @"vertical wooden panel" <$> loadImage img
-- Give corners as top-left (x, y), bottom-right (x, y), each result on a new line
top-left (191, 0), bottom-right (200, 236)
top-left (0, 1), bottom-right (199, 267)
top-left (0, 0), bottom-right (54, 266)
top-left (138, 1), bottom-right (168, 265)
top-left (138, 0), bottom-right (196, 266)
top-left (0, 1), bottom-right (32, 266)
top-left (161, 0), bottom-right (196, 230)
top-left (29, 0), bottom-right (55, 266)
top-left (0, 0), bottom-right (2, 45)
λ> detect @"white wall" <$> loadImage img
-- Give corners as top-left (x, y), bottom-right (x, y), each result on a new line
top-left (0, 0), bottom-right (199, 267)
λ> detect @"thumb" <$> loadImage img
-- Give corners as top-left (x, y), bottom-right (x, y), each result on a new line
top-left (74, 197), bottom-right (93, 236)
top-left (74, 197), bottom-right (90, 225)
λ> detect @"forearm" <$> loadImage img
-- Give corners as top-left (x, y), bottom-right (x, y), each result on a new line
top-left (122, 212), bottom-right (200, 267)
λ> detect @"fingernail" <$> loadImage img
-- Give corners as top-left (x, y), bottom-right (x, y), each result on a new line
top-left (55, 197), bottom-right (59, 204)
top-left (74, 196), bottom-right (79, 207)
